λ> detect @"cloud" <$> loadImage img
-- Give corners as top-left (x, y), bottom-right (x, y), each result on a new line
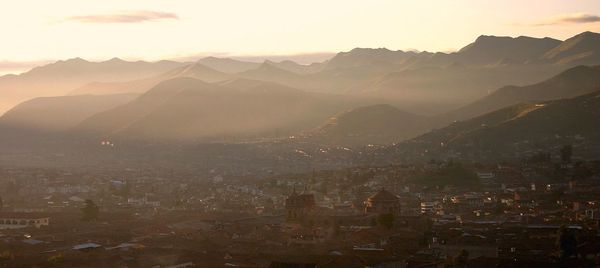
top-left (532, 13), bottom-right (600, 26)
top-left (66, 10), bottom-right (179, 23)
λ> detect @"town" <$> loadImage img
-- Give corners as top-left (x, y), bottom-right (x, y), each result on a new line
top-left (1, 148), bottom-right (599, 267)
top-left (1, 2), bottom-right (599, 267)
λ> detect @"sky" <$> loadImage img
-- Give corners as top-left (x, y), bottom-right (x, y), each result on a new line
top-left (1, 0), bottom-right (600, 74)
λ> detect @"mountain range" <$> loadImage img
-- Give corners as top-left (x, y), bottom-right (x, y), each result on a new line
top-left (0, 58), bottom-right (185, 113)
top-left (1, 31), bottom-right (600, 167)
top-left (69, 62), bottom-right (231, 96)
top-left (4, 31), bottom-right (599, 116)
top-left (443, 65), bottom-right (600, 121)
top-left (0, 93), bottom-right (137, 132)
top-left (69, 78), bottom-right (369, 142)
top-left (379, 88), bottom-right (600, 163)
top-left (305, 104), bottom-right (427, 146)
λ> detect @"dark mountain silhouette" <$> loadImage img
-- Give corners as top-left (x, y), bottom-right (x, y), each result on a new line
top-left (368, 88), bottom-right (600, 165)
top-left (399, 89), bottom-right (600, 160)
top-left (444, 65), bottom-right (600, 121)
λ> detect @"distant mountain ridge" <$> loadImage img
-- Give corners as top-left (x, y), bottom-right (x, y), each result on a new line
top-left (70, 59), bottom-right (320, 96)
top-left (444, 65), bottom-right (600, 121)
top-left (324, 48), bottom-right (424, 70)
top-left (2, 31), bottom-right (600, 150)
top-left (71, 77), bottom-right (369, 142)
top-left (456, 35), bottom-right (561, 65)
top-left (306, 104), bottom-right (428, 146)
top-left (311, 32), bottom-right (600, 113)
top-left (5, 31), bottom-right (600, 116)
top-left (390, 89), bottom-right (600, 161)
top-left (0, 58), bottom-right (186, 113)
top-left (542, 31), bottom-right (600, 65)
top-left (0, 93), bottom-right (138, 132)
top-left (69, 61), bottom-right (231, 96)
top-left (196, 57), bottom-right (260, 73)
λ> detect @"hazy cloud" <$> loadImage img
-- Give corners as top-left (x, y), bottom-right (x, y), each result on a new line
top-left (67, 10), bottom-right (179, 23)
top-left (533, 13), bottom-right (600, 26)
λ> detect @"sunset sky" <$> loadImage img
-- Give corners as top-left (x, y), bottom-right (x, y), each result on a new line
top-left (1, 0), bottom-right (599, 74)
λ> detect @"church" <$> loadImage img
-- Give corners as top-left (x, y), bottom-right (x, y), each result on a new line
top-left (284, 187), bottom-right (402, 227)
top-left (364, 188), bottom-right (401, 216)
top-left (285, 188), bottom-right (316, 222)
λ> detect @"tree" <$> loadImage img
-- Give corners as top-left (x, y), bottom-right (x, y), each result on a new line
top-left (46, 253), bottom-right (64, 265)
top-left (81, 199), bottom-right (99, 221)
top-left (0, 251), bottom-right (13, 268)
top-left (377, 213), bottom-right (395, 229)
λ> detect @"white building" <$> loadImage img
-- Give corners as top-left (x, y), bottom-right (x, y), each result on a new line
top-left (421, 202), bottom-right (439, 215)
top-left (0, 212), bottom-right (50, 229)
top-left (128, 194), bottom-right (160, 208)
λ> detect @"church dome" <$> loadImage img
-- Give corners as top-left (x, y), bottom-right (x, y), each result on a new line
top-left (367, 189), bottom-right (398, 203)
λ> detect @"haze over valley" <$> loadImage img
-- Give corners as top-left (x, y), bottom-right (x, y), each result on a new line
top-left (2, 1), bottom-right (600, 267)
top-left (2, 31), bottom-right (600, 165)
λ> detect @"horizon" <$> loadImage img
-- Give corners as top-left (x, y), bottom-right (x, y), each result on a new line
top-left (1, 0), bottom-right (599, 74)
top-left (0, 30), bottom-right (597, 77)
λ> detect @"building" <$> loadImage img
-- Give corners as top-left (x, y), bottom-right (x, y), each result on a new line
top-left (421, 202), bottom-right (438, 215)
top-left (364, 189), bottom-right (401, 215)
top-left (0, 212), bottom-right (50, 229)
top-left (285, 188), bottom-right (316, 222)
top-left (127, 194), bottom-right (161, 208)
